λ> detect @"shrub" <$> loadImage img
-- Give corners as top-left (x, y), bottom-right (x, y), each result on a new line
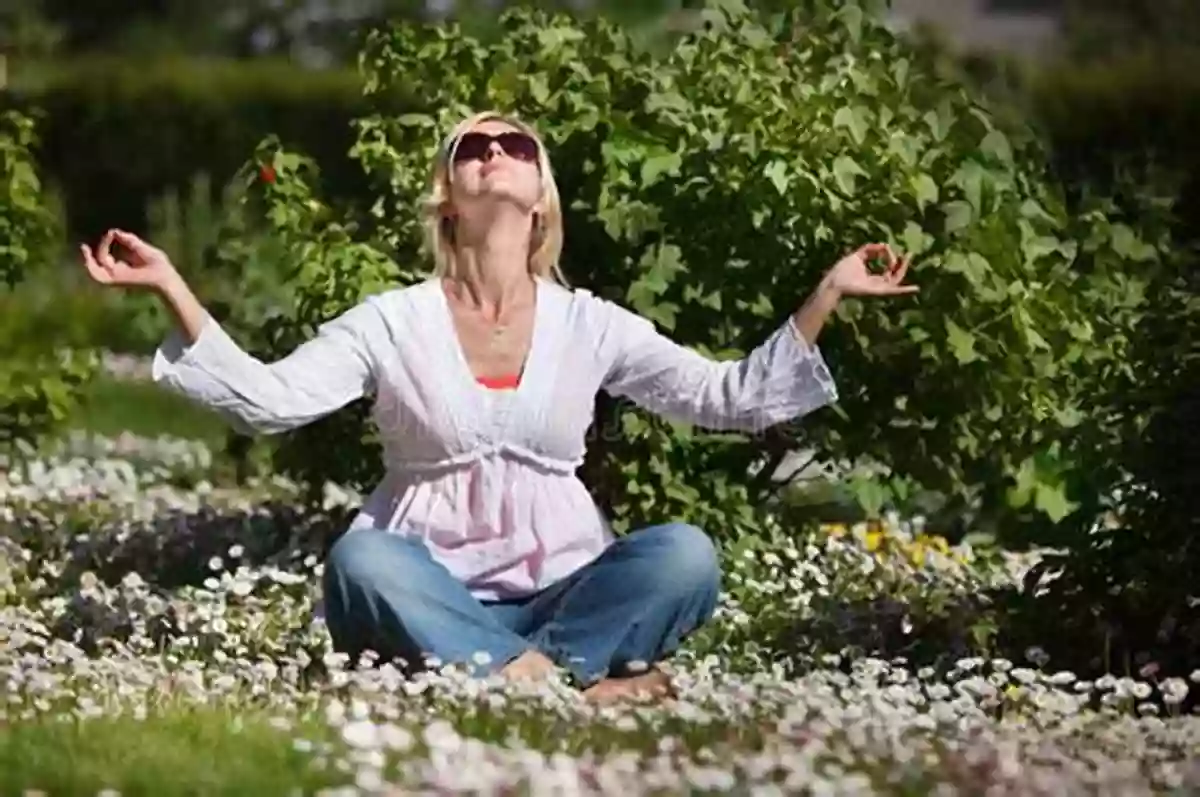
top-left (0, 110), bottom-right (54, 290)
top-left (210, 0), bottom-right (1155, 544)
top-left (980, 53), bottom-right (1200, 681)
top-left (0, 108), bottom-right (93, 448)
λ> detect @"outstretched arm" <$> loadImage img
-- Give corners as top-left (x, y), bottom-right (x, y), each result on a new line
top-left (600, 300), bottom-right (839, 433)
top-left (600, 243), bottom-right (916, 432)
top-left (151, 301), bottom-right (382, 436)
top-left (82, 229), bottom-right (382, 436)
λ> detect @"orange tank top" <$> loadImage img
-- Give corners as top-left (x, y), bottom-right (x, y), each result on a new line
top-left (476, 373), bottom-right (521, 390)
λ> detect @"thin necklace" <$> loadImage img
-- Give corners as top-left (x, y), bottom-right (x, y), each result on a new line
top-left (446, 280), bottom-right (526, 347)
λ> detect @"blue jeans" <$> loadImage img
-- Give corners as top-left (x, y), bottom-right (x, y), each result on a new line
top-left (321, 522), bottom-right (721, 688)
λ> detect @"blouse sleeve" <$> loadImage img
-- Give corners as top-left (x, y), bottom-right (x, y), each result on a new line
top-left (150, 299), bottom-right (384, 436)
top-left (599, 300), bottom-right (839, 433)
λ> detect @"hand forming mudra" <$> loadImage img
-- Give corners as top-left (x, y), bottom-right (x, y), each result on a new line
top-left (81, 228), bottom-right (175, 288)
top-left (827, 243), bottom-right (917, 297)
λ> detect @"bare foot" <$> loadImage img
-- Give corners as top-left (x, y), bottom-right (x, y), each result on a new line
top-left (499, 649), bottom-right (558, 682)
top-left (582, 666), bottom-right (676, 706)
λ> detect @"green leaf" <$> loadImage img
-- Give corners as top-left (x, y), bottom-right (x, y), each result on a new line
top-left (1019, 199), bottom-right (1057, 225)
top-left (911, 174), bottom-right (939, 211)
top-left (946, 320), bottom-right (980, 364)
top-left (645, 89), bottom-right (689, 115)
top-left (833, 106), bottom-right (870, 146)
top-left (902, 221), bottom-right (932, 256)
top-left (1034, 481), bottom-right (1077, 523)
top-left (644, 300), bottom-right (679, 331)
top-left (980, 129), bottom-right (1012, 164)
top-left (1016, 307), bottom-right (1050, 351)
top-left (950, 160), bottom-right (986, 213)
top-left (923, 106), bottom-right (952, 141)
top-left (745, 292), bottom-right (774, 319)
top-left (1110, 223), bottom-right (1156, 262)
top-left (1055, 405), bottom-right (1084, 428)
top-left (641, 151), bottom-right (682, 187)
top-left (396, 113), bottom-right (433, 127)
top-left (528, 73), bottom-right (551, 106)
top-left (848, 476), bottom-right (888, 518)
top-left (943, 251), bottom-right (988, 284)
top-left (537, 25), bottom-right (585, 51)
top-left (888, 132), bottom-right (922, 167)
top-left (838, 3), bottom-right (865, 44)
top-left (764, 160), bottom-right (790, 195)
top-left (1022, 234), bottom-right (1062, 265)
top-left (832, 155), bottom-right (866, 196)
top-left (942, 200), bottom-right (974, 234)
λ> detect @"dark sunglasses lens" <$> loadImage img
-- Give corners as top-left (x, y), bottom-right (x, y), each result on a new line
top-left (499, 132), bottom-right (538, 162)
top-left (452, 132), bottom-right (490, 163)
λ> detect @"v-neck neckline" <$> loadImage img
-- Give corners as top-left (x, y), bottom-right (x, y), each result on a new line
top-left (434, 276), bottom-right (545, 401)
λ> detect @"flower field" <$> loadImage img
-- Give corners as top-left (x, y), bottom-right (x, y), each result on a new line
top-left (2, 431), bottom-right (1198, 795)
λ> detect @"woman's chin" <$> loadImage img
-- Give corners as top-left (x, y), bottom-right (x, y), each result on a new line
top-left (477, 188), bottom-right (538, 214)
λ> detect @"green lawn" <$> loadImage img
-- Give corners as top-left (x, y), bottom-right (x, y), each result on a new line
top-left (68, 375), bottom-right (229, 445)
top-left (60, 374), bottom-right (280, 485)
top-left (0, 708), bottom-right (341, 796)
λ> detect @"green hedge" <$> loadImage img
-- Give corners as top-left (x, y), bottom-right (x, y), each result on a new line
top-left (1, 58), bottom-right (374, 243)
top-left (1028, 51), bottom-right (1200, 203)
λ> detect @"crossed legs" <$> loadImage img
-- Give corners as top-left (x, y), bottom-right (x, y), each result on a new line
top-left (321, 522), bottom-right (721, 702)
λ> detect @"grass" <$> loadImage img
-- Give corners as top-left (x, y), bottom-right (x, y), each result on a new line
top-left (60, 375), bottom-right (284, 486)
top-left (0, 688), bottom-right (779, 795)
top-left (0, 707), bottom-right (341, 796)
top-left (67, 372), bottom-right (229, 444)
top-left (68, 375), bottom-right (230, 445)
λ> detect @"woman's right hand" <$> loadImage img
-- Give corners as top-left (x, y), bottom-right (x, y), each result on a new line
top-left (80, 229), bottom-right (179, 291)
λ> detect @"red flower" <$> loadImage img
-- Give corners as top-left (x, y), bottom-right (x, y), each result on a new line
top-left (260, 164), bottom-right (277, 184)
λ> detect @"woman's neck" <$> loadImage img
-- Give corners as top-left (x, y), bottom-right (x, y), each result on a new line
top-left (449, 218), bottom-right (535, 319)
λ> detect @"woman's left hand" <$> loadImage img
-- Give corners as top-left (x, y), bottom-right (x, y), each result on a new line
top-left (824, 243), bottom-right (917, 298)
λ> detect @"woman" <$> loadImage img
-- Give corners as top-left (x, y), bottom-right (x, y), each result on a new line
top-left (81, 111), bottom-right (916, 704)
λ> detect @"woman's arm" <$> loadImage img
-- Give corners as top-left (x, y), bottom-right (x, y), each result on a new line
top-left (600, 297), bottom-right (839, 434)
top-left (154, 268), bottom-right (211, 345)
top-left (151, 300), bottom-right (382, 436)
top-left (791, 272), bottom-right (843, 347)
top-left (600, 243), bottom-right (916, 433)
top-left (83, 229), bottom-right (381, 436)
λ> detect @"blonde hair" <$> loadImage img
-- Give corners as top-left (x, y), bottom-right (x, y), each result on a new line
top-left (422, 110), bottom-right (567, 285)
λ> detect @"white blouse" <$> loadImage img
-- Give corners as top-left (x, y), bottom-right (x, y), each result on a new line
top-left (152, 277), bottom-right (839, 600)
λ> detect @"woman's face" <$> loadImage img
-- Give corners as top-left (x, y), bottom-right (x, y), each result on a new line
top-left (447, 119), bottom-right (543, 220)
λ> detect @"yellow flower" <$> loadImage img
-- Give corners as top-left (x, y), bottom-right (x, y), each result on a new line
top-left (914, 533), bottom-right (952, 554)
top-left (865, 529), bottom-right (884, 552)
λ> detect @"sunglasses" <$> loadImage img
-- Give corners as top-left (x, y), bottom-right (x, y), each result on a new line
top-left (451, 131), bottom-right (540, 165)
